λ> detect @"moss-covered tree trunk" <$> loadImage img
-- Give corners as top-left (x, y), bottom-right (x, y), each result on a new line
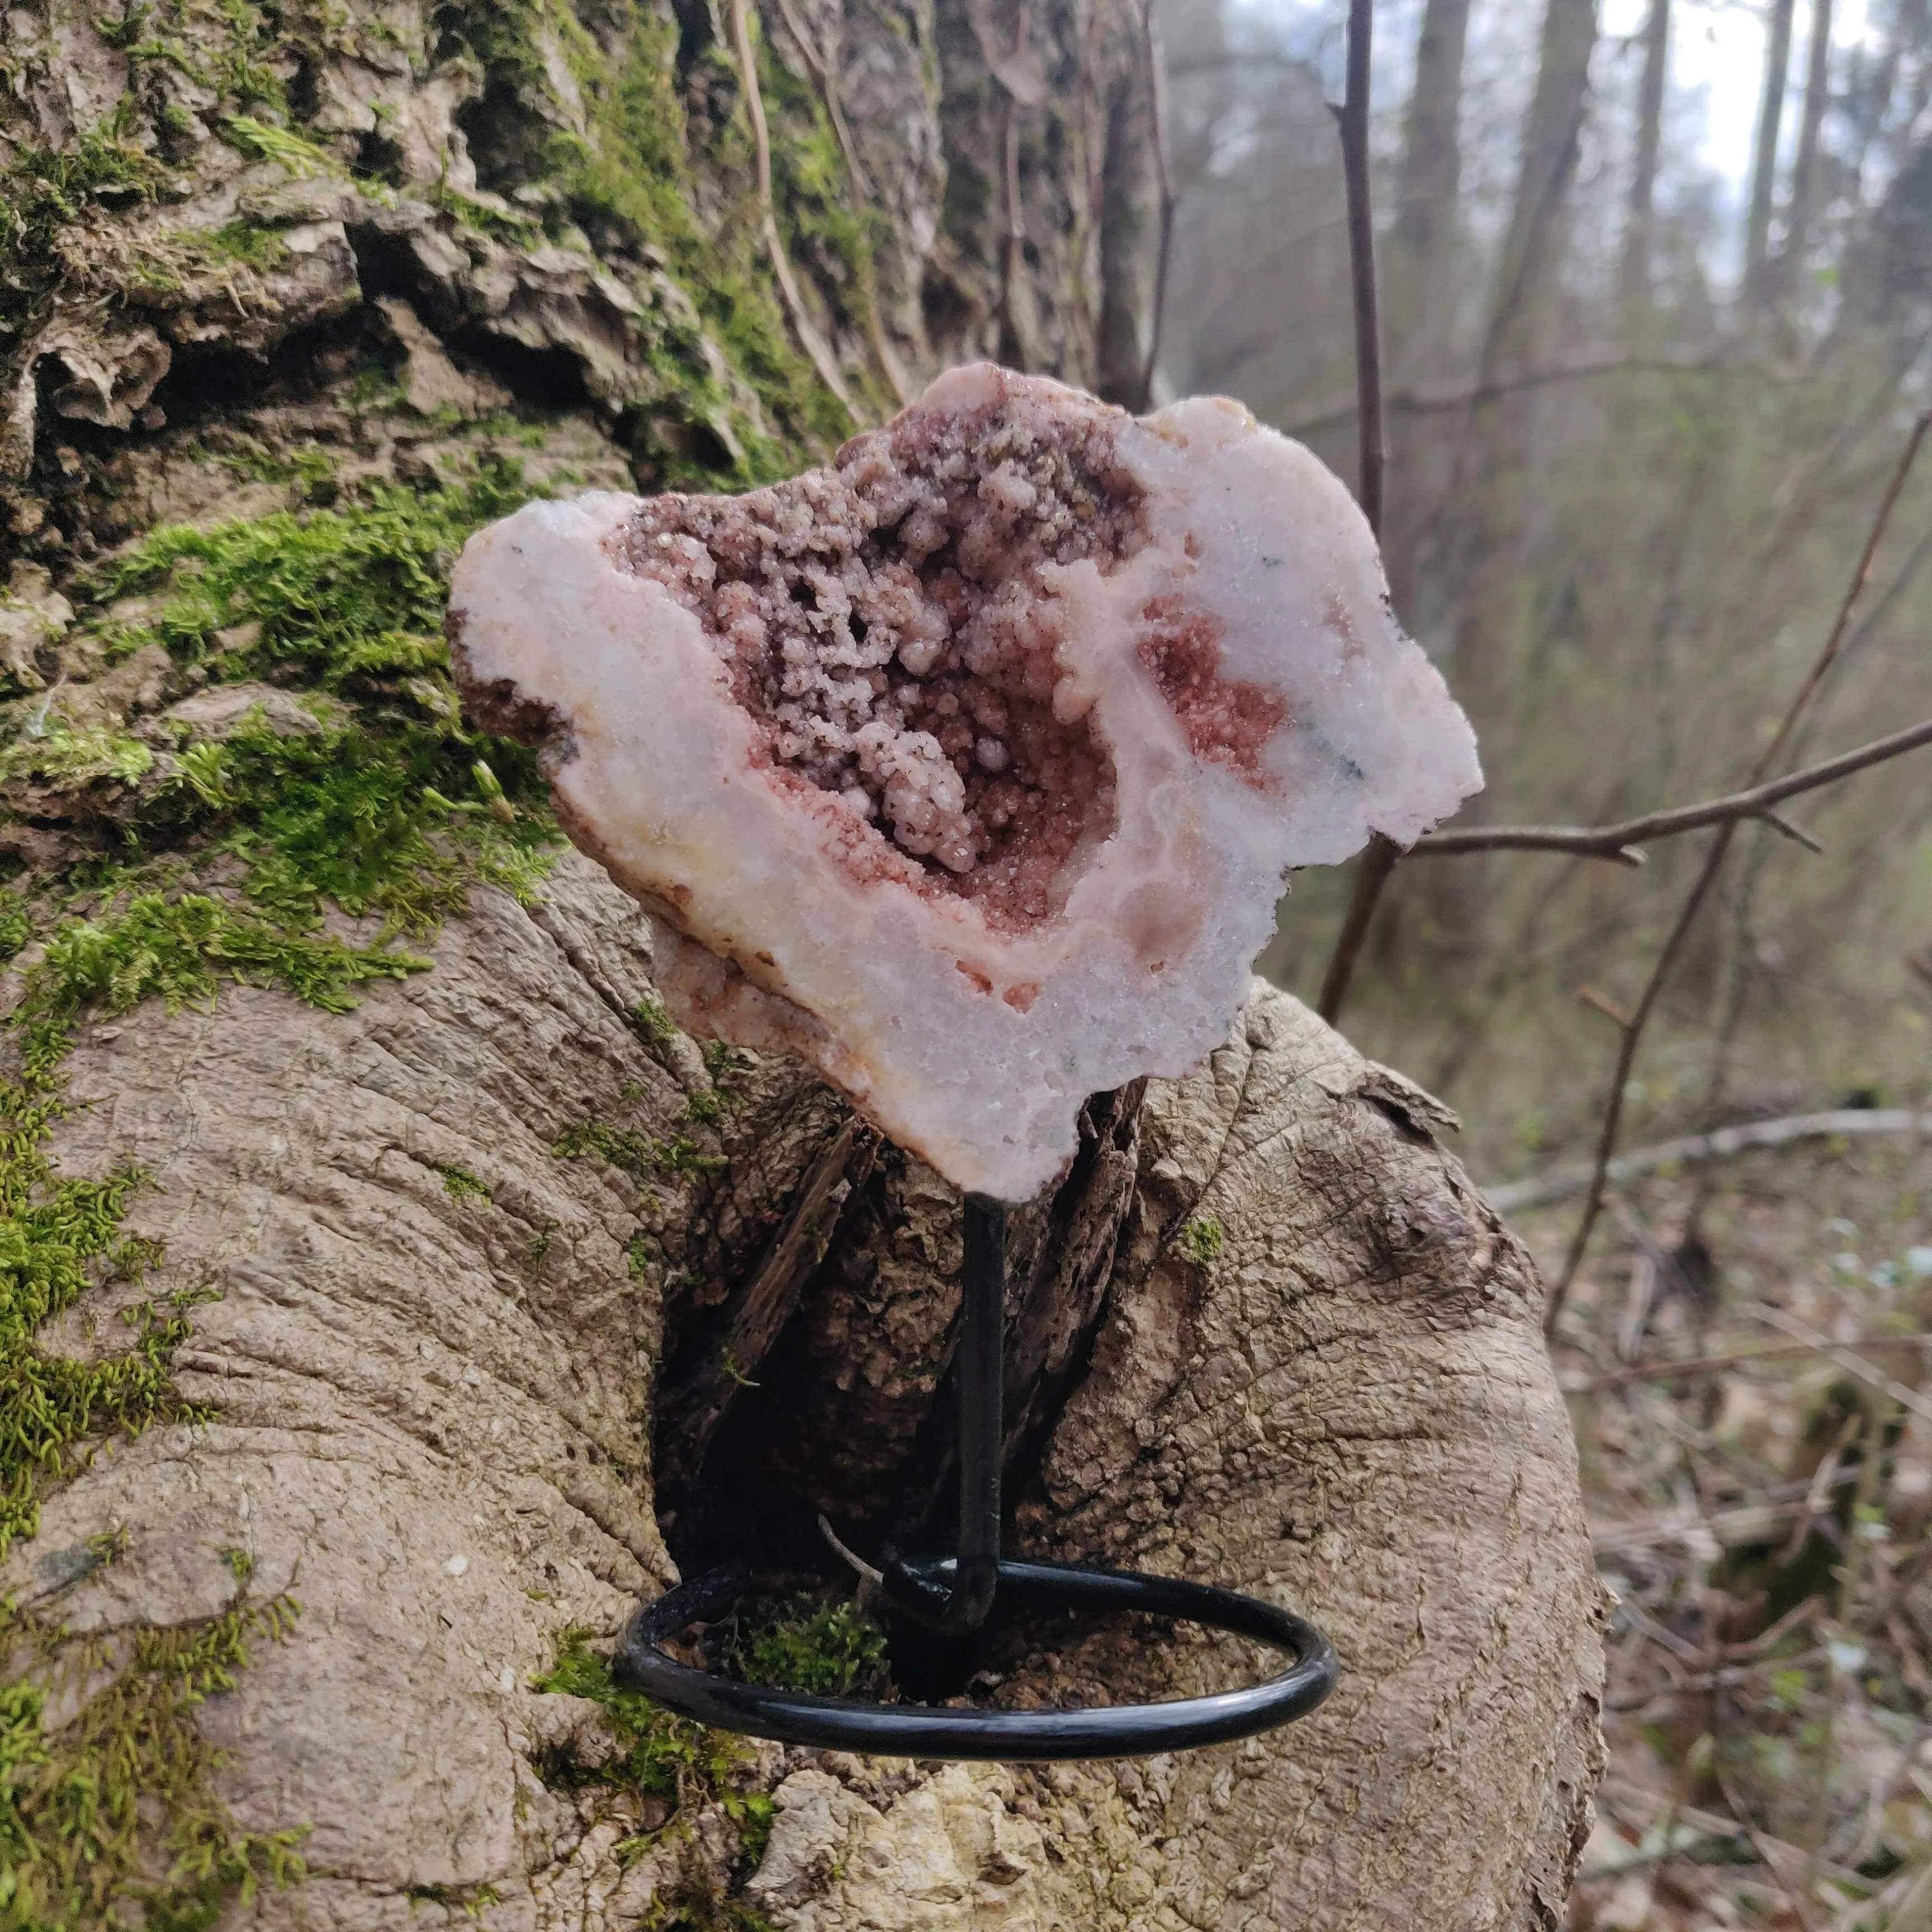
top-left (0, 6), bottom-right (1602, 1928)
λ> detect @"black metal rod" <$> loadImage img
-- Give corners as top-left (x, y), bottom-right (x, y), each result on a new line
top-left (879, 1192), bottom-right (1005, 1635)
top-left (618, 1187), bottom-right (1340, 1759)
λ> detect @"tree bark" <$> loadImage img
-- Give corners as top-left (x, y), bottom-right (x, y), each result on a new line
top-left (1774, 0), bottom-right (1835, 303)
top-left (0, 2), bottom-right (1604, 1925)
top-left (1621, 0), bottom-right (1670, 312)
top-left (1391, 0), bottom-right (1472, 315)
top-left (1482, 0), bottom-right (1599, 381)
top-left (1745, 0), bottom-right (1800, 305)
top-left (1391, 0), bottom-right (1599, 984)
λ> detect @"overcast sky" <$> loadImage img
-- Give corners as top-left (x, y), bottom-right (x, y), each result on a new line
top-left (1235, 0), bottom-right (1877, 196)
top-left (1623, 0), bottom-right (1874, 190)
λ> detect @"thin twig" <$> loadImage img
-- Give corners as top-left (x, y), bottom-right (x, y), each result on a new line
top-left (1413, 715), bottom-right (1932, 863)
top-left (1715, 1761), bottom-right (1828, 1932)
top-left (1491, 1106), bottom-right (1932, 1214)
top-left (727, 0), bottom-right (858, 421)
top-left (1750, 1304), bottom-right (1932, 1428)
top-left (1314, 0), bottom-right (1391, 1027)
top-left (1317, 832), bottom-right (1396, 1024)
top-left (819, 1512), bottom-right (884, 1588)
top-left (1335, 0), bottom-right (1384, 537)
top-left (1281, 345), bottom-right (1730, 436)
top-left (1139, 0), bottom-right (1177, 407)
top-left (1574, 1334), bottom-right (1931, 1393)
top-left (1545, 409), bottom-right (1932, 1331)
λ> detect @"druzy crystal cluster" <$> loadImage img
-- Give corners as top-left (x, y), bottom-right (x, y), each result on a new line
top-left (448, 364), bottom-right (1481, 1199)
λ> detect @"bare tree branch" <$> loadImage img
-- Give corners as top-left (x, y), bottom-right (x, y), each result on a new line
top-left (1336, 0), bottom-right (1384, 538)
top-left (1315, 0), bottom-right (1394, 1027)
top-left (1576, 1334), bottom-right (1932, 1395)
top-left (1140, 0), bottom-right (1178, 405)
top-left (1284, 344), bottom-right (1726, 436)
top-left (1545, 409), bottom-right (1932, 1332)
top-left (1487, 1106), bottom-right (1932, 1214)
top-left (1318, 832), bottom-right (1398, 1023)
top-left (1751, 1303), bottom-right (1932, 1429)
top-left (1412, 715), bottom-right (1932, 864)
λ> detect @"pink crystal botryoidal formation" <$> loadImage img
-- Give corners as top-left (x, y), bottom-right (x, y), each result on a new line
top-left (448, 365), bottom-right (1481, 1201)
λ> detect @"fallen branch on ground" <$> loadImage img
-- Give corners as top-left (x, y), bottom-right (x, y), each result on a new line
top-left (1571, 1332), bottom-right (1931, 1393)
top-left (1750, 1302), bottom-right (1932, 1427)
top-left (1591, 1468), bottom-right (1859, 1559)
top-left (1487, 1107), bottom-right (1932, 1212)
top-left (1412, 716), bottom-right (1932, 864)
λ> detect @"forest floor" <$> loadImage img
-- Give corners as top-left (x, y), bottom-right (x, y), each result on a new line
top-left (1520, 1134), bottom-right (1932, 1931)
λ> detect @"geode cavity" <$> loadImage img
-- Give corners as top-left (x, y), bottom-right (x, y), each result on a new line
top-left (448, 364), bottom-right (1481, 1199)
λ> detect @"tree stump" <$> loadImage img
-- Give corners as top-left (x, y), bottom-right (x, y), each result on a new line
top-left (0, 1), bottom-right (1603, 1924)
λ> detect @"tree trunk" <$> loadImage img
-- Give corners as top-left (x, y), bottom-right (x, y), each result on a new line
top-left (1385, 0), bottom-right (1471, 432)
top-left (1774, 0), bottom-right (1835, 303)
top-left (1482, 0), bottom-right (1598, 381)
top-left (1621, 0), bottom-right (1670, 312)
top-left (0, 4), bottom-right (1604, 1928)
top-left (1391, 0), bottom-right (1472, 338)
top-left (1390, 0), bottom-right (1599, 988)
top-left (1745, 0), bottom-right (1800, 305)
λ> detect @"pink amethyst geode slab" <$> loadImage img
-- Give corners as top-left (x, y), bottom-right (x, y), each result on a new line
top-left (447, 364), bottom-right (1481, 1200)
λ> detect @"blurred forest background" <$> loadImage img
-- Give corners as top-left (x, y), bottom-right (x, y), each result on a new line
top-left (1171, 0), bottom-right (1932, 1177)
top-left (1173, 2), bottom-right (1932, 1924)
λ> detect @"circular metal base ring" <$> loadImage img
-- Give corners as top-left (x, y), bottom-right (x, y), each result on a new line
top-left (616, 1557), bottom-right (1337, 1762)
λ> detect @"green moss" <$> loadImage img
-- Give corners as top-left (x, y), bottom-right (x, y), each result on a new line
top-left (0, 454), bottom-right (569, 1561)
top-left (86, 1523), bottom-right (130, 1567)
top-left (757, 39), bottom-right (894, 427)
top-left (0, 112), bottom-right (169, 337)
top-left (440, 0), bottom-right (866, 484)
top-left (728, 1600), bottom-right (887, 1698)
top-left (631, 999), bottom-right (680, 1059)
top-left (1180, 1216), bottom-right (1225, 1267)
top-left (0, 875), bottom-right (431, 1558)
top-left (532, 1632), bottom-right (776, 1885)
top-left (0, 727), bottom-right (153, 789)
top-left (437, 1164), bottom-right (494, 1205)
top-left (120, 0), bottom-right (286, 119)
top-left (26, 891), bottom-right (430, 1031)
top-left (0, 441), bottom-right (586, 1929)
top-left (177, 220), bottom-right (292, 274)
top-left (106, 460), bottom-right (533, 691)
top-left (217, 115), bottom-right (338, 178)
top-left (0, 1595), bottom-right (308, 1932)
top-left (405, 1881), bottom-right (503, 1920)
top-left (553, 1119), bottom-right (726, 1193)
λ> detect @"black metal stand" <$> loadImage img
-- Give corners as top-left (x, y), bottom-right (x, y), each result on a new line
top-left (617, 1194), bottom-right (1337, 1761)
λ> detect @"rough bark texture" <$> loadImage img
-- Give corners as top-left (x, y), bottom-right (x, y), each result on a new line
top-left (0, 3), bottom-right (1603, 1925)
top-left (10, 858), bottom-right (1604, 1930)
